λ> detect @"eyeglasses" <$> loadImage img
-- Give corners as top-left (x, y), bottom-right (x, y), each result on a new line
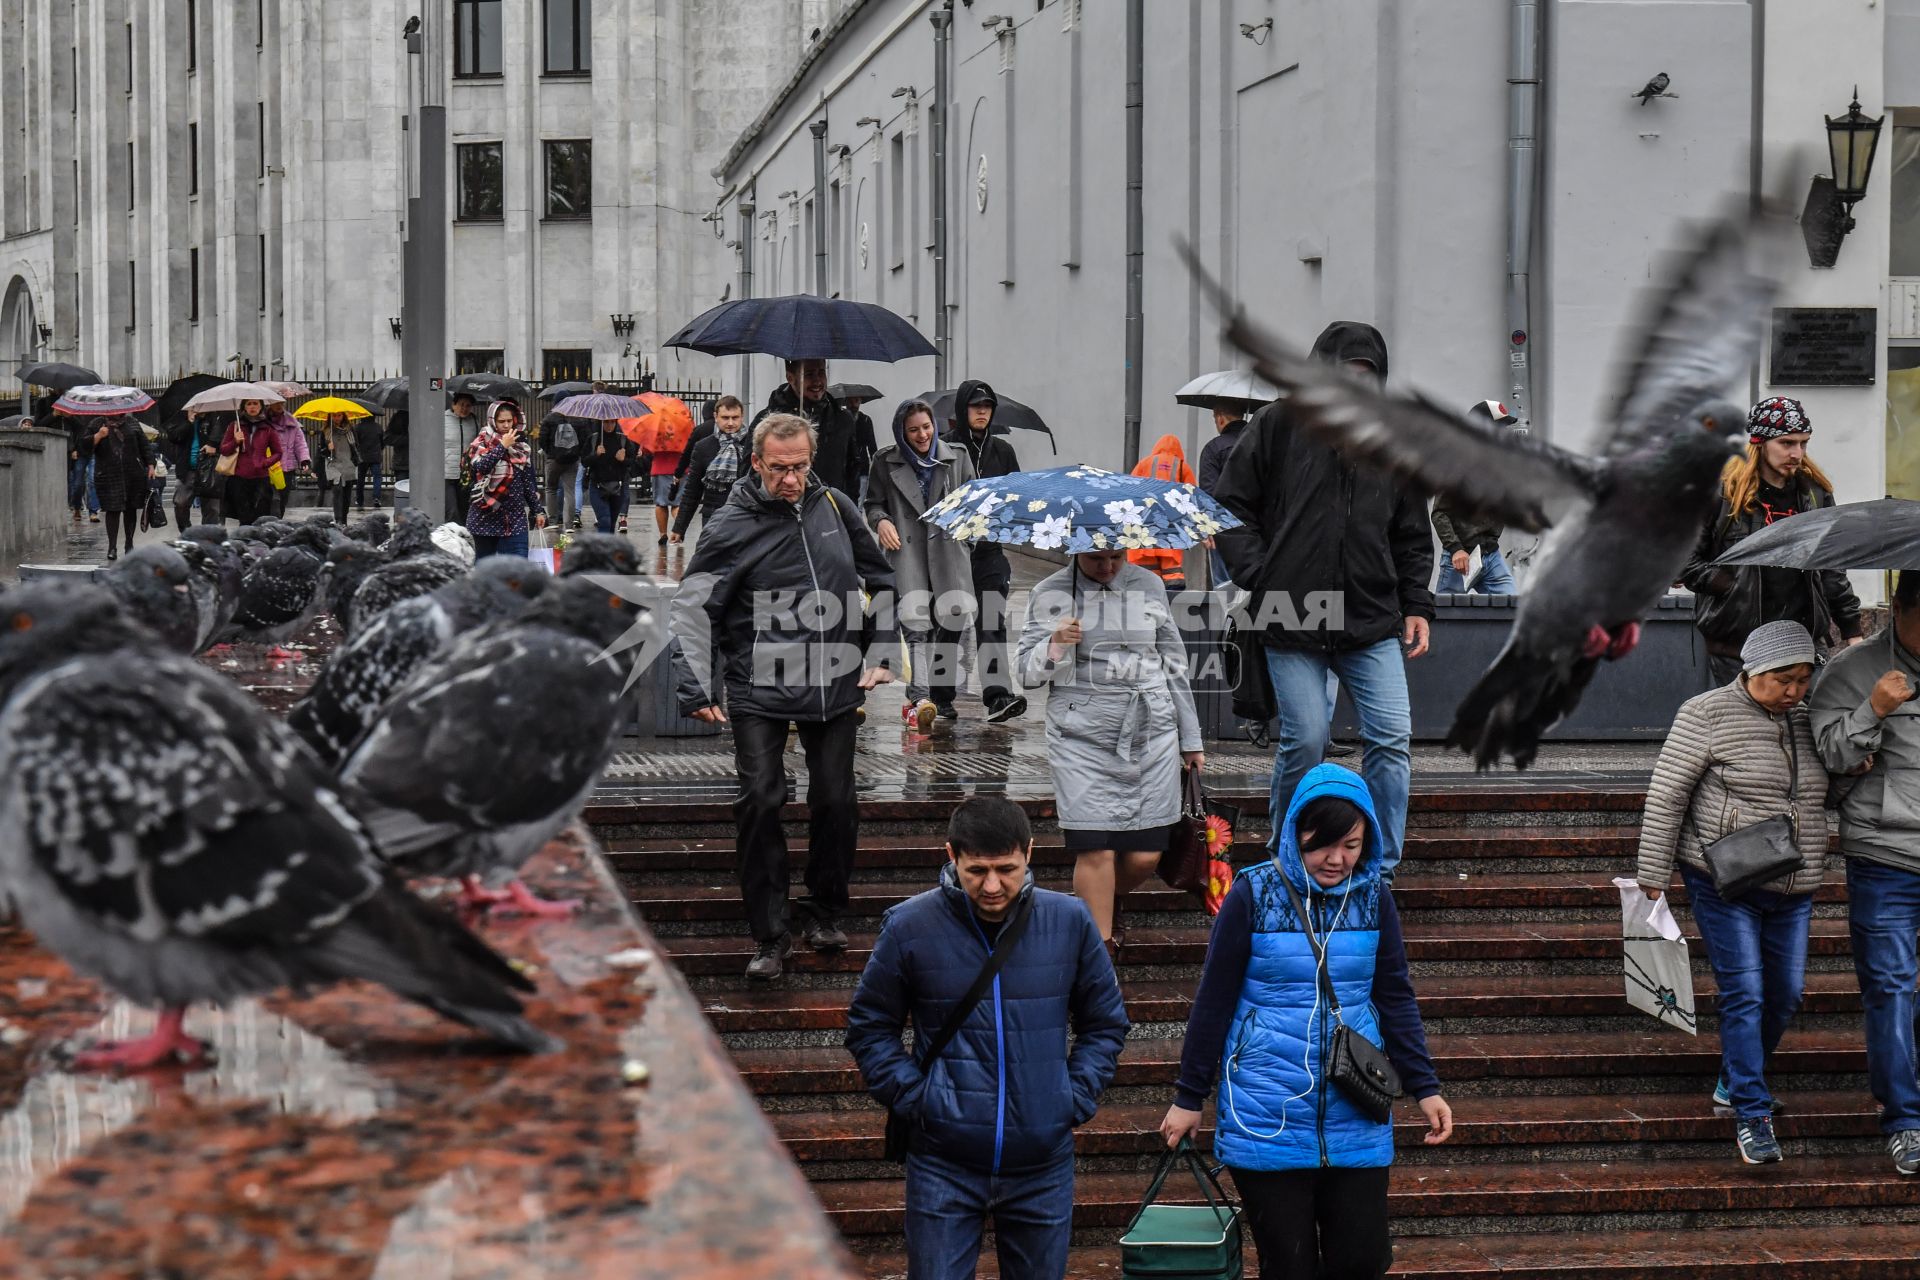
top-left (760, 462), bottom-right (811, 478)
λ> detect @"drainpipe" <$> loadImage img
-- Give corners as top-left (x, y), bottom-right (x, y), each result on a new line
top-left (931, 3), bottom-right (952, 387)
top-left (738, 194), bottom-right (755, 405)
top-left (810, 120), bottom-right (829, 297)
top-left (1505, 0), bottom-right (1540, 432)
top-left (1123, 0), bottom-right (1144, 466)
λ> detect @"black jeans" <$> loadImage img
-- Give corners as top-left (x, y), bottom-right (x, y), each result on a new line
top-left (1229, 1166), bottom-right (1391, 1280)
top-left (226, 477), bottom-right (270, 526)
top-left (445, 479), bottom-right (471, 525)
top-left (731, 709), bottom-right (860, 944)
top-left (970, 551), bottom-right (1014, 706)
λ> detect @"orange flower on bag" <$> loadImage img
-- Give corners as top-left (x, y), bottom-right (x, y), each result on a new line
top-left (1202, 814), bottom-right (1235, 915)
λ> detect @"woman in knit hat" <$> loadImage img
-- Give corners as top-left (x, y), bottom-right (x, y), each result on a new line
top-left (1634, 619), bottom-right (1832, 1166)
top-left (1680, 397), bottom-right (1865, 684)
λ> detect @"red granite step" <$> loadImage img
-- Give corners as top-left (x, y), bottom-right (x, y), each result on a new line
top-left (731, 1028), bottom-right (1869, 1096)
top-left (662, 917), bottom-right (1857, 976)
top-left (772, 1090), bottom-right (1883, 1162)
top-left (860, 1224), bottom-right (1920, 1279)
top-left (819, 1152), bottom-right (1920, 1234)
top-left (702, 971), bottom-right (1867, 1036)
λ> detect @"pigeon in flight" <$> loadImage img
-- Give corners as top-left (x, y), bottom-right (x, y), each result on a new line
top-left (290, 557), bottom-right (551, 769)
top-left (1196, 200), bottom-right (1790, 768)
top-left (0, 584), bottom-right (554, 1070)
top-left (338, 576), bottom-right (655, 916)
top-left (1633, 72), bottom-right (1672, 105)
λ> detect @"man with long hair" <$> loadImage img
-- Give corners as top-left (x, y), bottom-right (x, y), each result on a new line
top-left (1680, 396), bottom-right (1864, 685)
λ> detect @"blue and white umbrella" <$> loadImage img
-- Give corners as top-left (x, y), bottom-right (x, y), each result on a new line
top-left (920, 464), bottom-right (1241, 553)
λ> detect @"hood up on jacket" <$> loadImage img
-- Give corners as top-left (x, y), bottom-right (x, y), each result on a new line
top-left (1309, 321), bottom-right (1390, 382)
top-left (891, 399), bottom-right (941, 496)
top-left (952, 378), bottom-right (999, 435)
top-left (1136, 433), bottom-right (1193, 477)
top-left (1273, 762), bottom-right (1387, 901)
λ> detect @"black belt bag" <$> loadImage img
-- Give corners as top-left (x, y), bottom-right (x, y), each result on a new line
top-left (1277, 873), bottom-right (1401, 1124)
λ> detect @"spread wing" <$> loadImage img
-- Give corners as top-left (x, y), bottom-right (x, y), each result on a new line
top-left (1215, 306), bottom-right (1605, 533)
top-left (0, 657), bottom-right (383, 946)
top-left (1603, 199), bottom-right (1793, 459)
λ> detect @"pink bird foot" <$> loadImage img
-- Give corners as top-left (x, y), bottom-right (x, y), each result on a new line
top-left (493, 880), bottom-right (583, 919)
top-left (456, 875), bottom-right (515, 910)
top-left (265, 645), bottom-right (302, 662)
top-left (206, 643), bottom-right (233, 653)
top-left (1581, 624), bottom-right (1612, 660)
top-left (70, 1008), bottom-right (210, 1073)
top-left (1606, 621), bottom-right (1642, 661)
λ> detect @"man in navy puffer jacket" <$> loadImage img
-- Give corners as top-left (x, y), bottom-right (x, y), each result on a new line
top-left (846, 797), bottom-right (1129, 1279)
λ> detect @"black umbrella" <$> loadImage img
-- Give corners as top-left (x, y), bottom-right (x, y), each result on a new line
top-left (19, 362), bottom-right (102, 391)
top-left (152, 373), bottom-right (227, 426)
top-left (917, 388), bottom-right (1057, 454)
top-left (362, 377), bottom-right (410, 410)
top-left (537, 380), bottom-right (595, 402)
top-left (446, 372), bottom-right (534, 404)
top-left (667, 295), bottom-right (935, 362)
top-left (1711, 498), bottom-right (1920, 572)
top-left (828, 382), bottom-right (884, 405)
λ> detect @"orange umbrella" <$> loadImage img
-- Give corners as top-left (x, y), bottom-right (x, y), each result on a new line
top-left (619, 392), bottom-right (695, 452)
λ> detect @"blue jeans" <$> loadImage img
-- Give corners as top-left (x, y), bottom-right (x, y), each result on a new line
top-left (354, 462), bottom-right (382, 506)
top-left (1436, 547), bottom-right (1517, 595)
top-left (1848, 858), bottom-right (1920, 1134)
top-left (471, 529), bottom-right (529, 561)
top-left (904, 1149), bottom-right (1075, 1280)
top-left (1678, 865), bottom-right (1812, 1119)
top-left (588, 481), bottom-right (626, 531)
top-left (1265, 638), bottom-right (1411, 874)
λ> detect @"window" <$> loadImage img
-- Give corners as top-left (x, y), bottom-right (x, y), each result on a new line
top-left (189, 247), bottom-right (200, 322)
top-left (455, 0), bottom-right (503, 77)
top-left (256, 0), bottom-right (264, 48)
top-left (71, 49), bottom-right (77, 114)
top-left (127, 142), bottom-right (135, 209)
top-left (456, 142), bottom-right (503, 220)
top-left (544, 0), bottom-right (590, 74)
top-left (188, 123), bottom-right (198, 195)
top-left (830, 180), bottom-right (843, 295)
top-left (125, 23), bottom-right (134, 93)
top-left (72, 159), bottom-right (79, 226)
top-left (186, 0), bottom-right (196, 72)
top-left (543, 349), bottom-right (592, 383)
top-left (127, 261), bottom-right (136, 331)
top-left (1890, 126), bottom-right (1920, 276)
top-left (543, 140), bottom-right (591, 219)
top-left (258, 234), bottom-right (267, 311)
top-left (258, 102), bottom-right (266, 176)
top-left (889, 133), bottom-right (905, 269)
top-left (454, 348), bottom-right (506, 375)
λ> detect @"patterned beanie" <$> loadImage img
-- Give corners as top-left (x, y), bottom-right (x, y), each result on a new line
top-left (1748, 397), bottom-right (1811, 441)
top-left (1740, 620), bottom-right (1816, 677)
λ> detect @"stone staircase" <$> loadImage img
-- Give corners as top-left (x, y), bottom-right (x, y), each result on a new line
top-left (590, 782), bottom-right (1920, 1278)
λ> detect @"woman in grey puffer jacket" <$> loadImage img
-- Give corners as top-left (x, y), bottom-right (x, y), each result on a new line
top-left (1635, 620), bottom-right (1832, 1166)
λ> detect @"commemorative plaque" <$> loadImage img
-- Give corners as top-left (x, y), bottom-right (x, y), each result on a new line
top-left (1769, 307), bottom-right (1877, 386)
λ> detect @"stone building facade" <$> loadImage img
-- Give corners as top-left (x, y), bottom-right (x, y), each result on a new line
top-left (0, 0), bottom-right (810, 391)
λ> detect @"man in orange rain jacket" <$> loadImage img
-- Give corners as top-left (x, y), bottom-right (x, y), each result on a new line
top-left (1128, 433), bottom-right (1196, 590)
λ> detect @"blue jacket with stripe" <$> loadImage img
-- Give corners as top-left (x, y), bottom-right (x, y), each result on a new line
top-left (845, 866), bottom-right (1130, 1174)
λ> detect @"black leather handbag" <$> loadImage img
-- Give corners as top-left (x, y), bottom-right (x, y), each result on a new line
top-left (1692, 726), bottom-right (1805, 901)
top-left (1277, 874), bottom-right (1401, 1123)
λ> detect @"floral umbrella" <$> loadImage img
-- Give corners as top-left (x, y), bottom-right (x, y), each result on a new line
top-left (51, 384), bottom-right (158, 417)
top-left (919, 464), bottom-right (1241, 553)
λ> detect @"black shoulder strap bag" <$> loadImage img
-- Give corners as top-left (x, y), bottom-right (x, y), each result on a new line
top-left (884, 893), bottom-right (1035, 1161)
top-left (1275, 872), bottom-right (1402, 1124)
top-left (1687, 717), bottom-right (1805, 901)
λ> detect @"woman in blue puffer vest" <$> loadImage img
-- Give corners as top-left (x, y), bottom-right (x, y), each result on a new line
top-left (1160, 764), bottom-right (1452, 1279)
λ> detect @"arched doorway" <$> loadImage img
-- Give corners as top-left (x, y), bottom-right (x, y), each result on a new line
top-left (0, 275), bottom-right (38, 366)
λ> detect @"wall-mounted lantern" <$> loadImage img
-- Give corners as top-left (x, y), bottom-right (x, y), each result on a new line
top-left (1804, 87), bottom-right (1885, 269)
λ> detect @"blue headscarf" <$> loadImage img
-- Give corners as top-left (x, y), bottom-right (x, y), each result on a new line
top-left (892, 399), bottom-right (940, 500)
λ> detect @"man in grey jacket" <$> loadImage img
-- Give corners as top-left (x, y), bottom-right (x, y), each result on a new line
top-left (1811, 571), bottom-right (1920, 1174)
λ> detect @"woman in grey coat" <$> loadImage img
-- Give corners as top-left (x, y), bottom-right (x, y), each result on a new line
top-left (1634, 620), bottom-right (1833, 1166)
top-left (1018, 548), bottom-right (1204, 958)
top-left (867, 399), bottom-right (978, 731)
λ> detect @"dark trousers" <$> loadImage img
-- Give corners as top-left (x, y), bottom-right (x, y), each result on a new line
top-left (445, 479), bottom-right (471, 524)
top-left (970, 552), bottom-right (1014, 706)
top-left (226, 477), bottom-right (270, 525)
top-left (903, 1149), bottom-right (1075, 1280)
top-left (732, 709), bottom-right (860, 943)
top-left (331, 479), bottom-right (354, 523)
top-left (1229, 1166), bottom-right (1392, 1280)
top-left (355, 462), bottom-right (382, 507)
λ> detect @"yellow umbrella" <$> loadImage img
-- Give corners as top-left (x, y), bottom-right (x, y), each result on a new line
top-left (293, 395), bottom-right (372, 421)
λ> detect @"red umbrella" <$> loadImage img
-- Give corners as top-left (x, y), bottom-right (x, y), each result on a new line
top-left (620, 393), bottom-right (695, 452)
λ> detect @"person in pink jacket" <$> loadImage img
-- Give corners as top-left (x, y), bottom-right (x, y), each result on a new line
top-left (264, 407), bottom-right (312, 516)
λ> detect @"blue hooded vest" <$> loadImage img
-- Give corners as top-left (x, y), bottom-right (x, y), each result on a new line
top-left (1211, 764), bottom-right (1394, 1171)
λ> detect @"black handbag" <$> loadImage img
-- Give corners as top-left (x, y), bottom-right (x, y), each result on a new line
top-left (1690, 724), bottom-right (1806, 901)
top-left (1276, 873), bottom-right (1401, 1124)
top-left (142, 487), bottom-right (168, 532)
top-left (884, 893), bottom-right (1034, 1161)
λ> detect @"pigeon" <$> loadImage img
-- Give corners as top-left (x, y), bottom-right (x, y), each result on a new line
top-left (323, 541), bottom-right (390, 630)
top-left (100, 545), bottom-right (200, 654)
top-left (383, 507), bottom-right (439, 557)
top-left (218, 543), bottom-right (330, 657)
top-left (431, 522), bottom-right (477, 568)
top-left (0, 583), bottom-right (555, 1070)
top-left (174, 526), bottom-right (247, 652)
top-left (338, 576), bottom-right (654, 916)
top-left (1633, 72), bottom-right (1672, 105)
top-left (290, 558), bottom-right (552, 768)
top-left (558, 532), bottom-right (642, 577)
top-left (345, 511), bottom-right (392, 546)
top-left (1195, 200), bottom-right (1790, 769)
top-left (351, 553), bottom-right (467, 634)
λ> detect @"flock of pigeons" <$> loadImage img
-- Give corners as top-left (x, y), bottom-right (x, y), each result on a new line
top-left (0, 508), bottom-right (654, 1071)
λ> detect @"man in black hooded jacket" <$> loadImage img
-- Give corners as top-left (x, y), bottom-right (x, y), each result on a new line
top-left (751, 358), bottom-right (864, 497)
top-left (940, 379), bottom-right (1028, 722)
top-left (1212, 321), bottom-right (1434, 876)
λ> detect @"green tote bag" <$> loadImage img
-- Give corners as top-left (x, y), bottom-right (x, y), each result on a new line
top-left (1118, 1138), bottom-right (1244, 1279)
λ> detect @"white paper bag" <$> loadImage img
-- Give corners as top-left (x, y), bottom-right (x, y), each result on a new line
top-left (527, 527), bottom-right (557, 574)
top-left (1613, 877), bottom-right (1697, 1035)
